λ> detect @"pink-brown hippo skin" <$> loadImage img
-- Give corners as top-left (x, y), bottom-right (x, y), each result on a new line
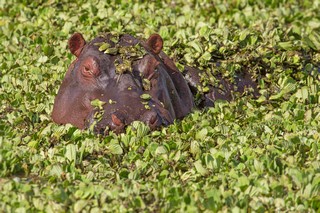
top-left (52, 33), bottom-right (194, 134)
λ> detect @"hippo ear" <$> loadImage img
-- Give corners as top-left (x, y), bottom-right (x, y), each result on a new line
top-left (68, 33), bottom-right (86, 57)
top-left (146, 34), bottom-right (163, 54)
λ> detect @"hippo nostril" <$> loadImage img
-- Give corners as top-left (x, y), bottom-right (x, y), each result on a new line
top-left (149, 114), bottom-right (158, 126)
top-left (99, 128), bottom-right (105, 135)
top-left (142, 111), bottom-right (162, 130)
top-left (111, 114), bottom-right (123, 126)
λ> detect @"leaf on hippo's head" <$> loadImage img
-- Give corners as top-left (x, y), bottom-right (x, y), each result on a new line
top-left (91, 99), bottom-right (106, 110)
top-left (141, 101), bottom-right (151, 109)
top-left (118, 43), bottom-right (146, 60)
top-left (110, 34), bottom-right (120, 44)
top-left (142, 79), bottom-right (151, 91)
top-left (98, 42), bottom-right (111, 51)
top-left (90, 99), bottom-right (106, 122)
top-left (104, 47), bottom-right (118, 55)
top-left (140, 93), bottom-right (151, 100)
top-left (115, 58), bottom-right (132, 74)
top-left (144, 105), bottom-right (151, 110)
top-left (108, 99), bottom-right (117, 104)
top-left (95, 41), bottom-right (118, 55)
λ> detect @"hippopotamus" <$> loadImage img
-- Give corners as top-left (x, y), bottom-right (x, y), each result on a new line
top-left (52, 32), bottom-right (259, 134)
top-left (52, 32), bottom-right (194, 134)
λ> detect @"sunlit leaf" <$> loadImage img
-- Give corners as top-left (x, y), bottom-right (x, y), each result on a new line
top-left (65, 144), bottom-right (77, 163)
top-left (108, 140), bottom-right (123, 155)
top-left (194, 160), bottom-right (208, 176)
top-left (74, 200), bottom-right (88, 212)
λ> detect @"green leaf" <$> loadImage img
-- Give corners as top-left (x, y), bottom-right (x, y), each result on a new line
top-left (33, 198), bottom-right (44, 210)
top-left (239, 29), bottom-right (250, 41)
top-left (194, 160), bottom-right (208, 176)
top-left (303, 33), bottom-right (320, 51)
top-left (190, 140), bottom-right (200, 156)
top-left (131, 121), bottom-right (150, 137)
top-left (134, 196), bottom-right (146, 209)
top-left (278, 41), bottom-right (293, 50)
top-left (27, 140), bottom-right (39, 148)
top-left (253, 159), bottom-right (264, 174)
top-left (104, 47), bottom-right (118, 55)
top-left (140, 93), bottom-right (151, 100)
top-left (270, 76), bottom-right (296, 100)
top-left (294, 86), bottom-right (309, 101)
top-left (200, 51), bottom-right (211, 61)
top-left (108, 140), bottom-right (123, 155)
top-left (195, 128), bottom-right (208, 140)
top-left (204, 154), bottom-right (215, 170)
top-left (74, 200), bottom-right (88, 212)
top-left (65, 144), bottom-right (77, 163)
top-left (50, 165), bottom-right (63, 177)
top-left (38, 56), bottom-right (48, 63)
top-left (98, 42), bottom-right (110, 51)
top-left (237, 176), bottom-right (250, 188)
top-left (91, 99), bottom-right (106, 109)
top-left (155, 146), bottom-right (167, 155)
top-left (308, 32), bottom-right (320, 50)
top-left (188, 41), bottom-right (203, 53)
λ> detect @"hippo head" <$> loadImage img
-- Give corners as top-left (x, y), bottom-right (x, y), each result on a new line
top-left (51, 32), bottom-right (177, 134)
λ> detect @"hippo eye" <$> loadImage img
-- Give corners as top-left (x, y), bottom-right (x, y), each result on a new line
top-left (84, 66), bottom-right (90, 72)
top-left (81, 57), bottom-right (100, 77)
top-left (82, 65), bottom-right (97, 78)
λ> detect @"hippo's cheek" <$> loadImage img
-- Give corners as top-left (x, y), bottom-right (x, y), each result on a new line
top-left (52, 90), bottom-right (93, 129)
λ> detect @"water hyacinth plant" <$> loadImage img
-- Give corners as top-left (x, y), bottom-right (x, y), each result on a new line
top-left (0, 0), bottom-right (320, 212)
